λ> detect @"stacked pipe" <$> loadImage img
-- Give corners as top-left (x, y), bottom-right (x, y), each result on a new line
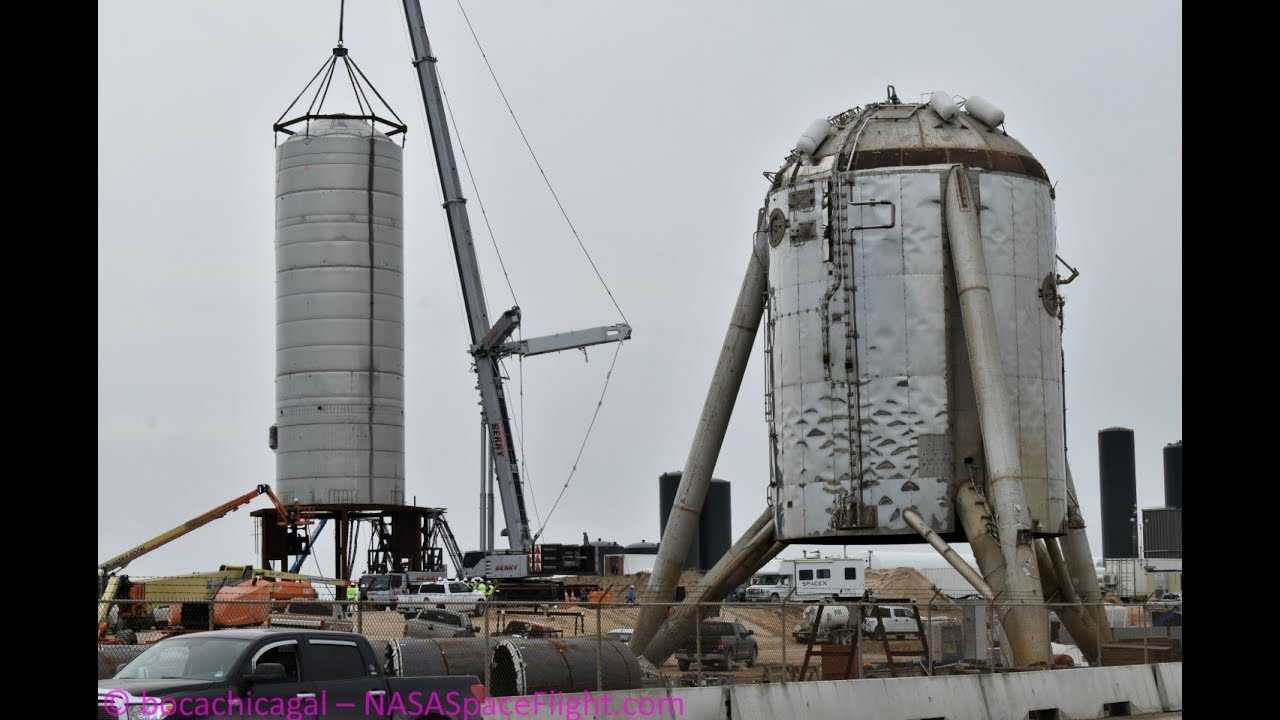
top-left (386, 637), bottom-right (641, 697)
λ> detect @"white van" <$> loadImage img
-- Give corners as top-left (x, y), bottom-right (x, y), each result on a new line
top-left (744, 572), bottom-right (792, 602)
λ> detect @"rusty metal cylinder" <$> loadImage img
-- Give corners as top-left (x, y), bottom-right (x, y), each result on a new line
top-left (491, 638), bottom-right (641, 698)
top-left (98, 644), bottom-right (147, 679)
top-left (384, 637), bottom-right (499, 678)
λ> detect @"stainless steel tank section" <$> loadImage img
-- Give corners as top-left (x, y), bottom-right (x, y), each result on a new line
top-left (764, 101), bottom-right (1066, 542)
top-left (274, 118), bottom-right (405, 506)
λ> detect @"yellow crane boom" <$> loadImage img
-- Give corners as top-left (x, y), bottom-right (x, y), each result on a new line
top-left (99, 484), bottom-right (293, 575)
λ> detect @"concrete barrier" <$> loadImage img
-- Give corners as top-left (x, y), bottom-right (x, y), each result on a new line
top-left (1153, 662), bottom-right (1182, 711)
top-left (729, 674), bottom-right (988, 720)
top-left (979, 665), bottom-right (1164, 720)
top-left (479, 662), bottom-right (1182, 719)
top-left (480, 685), bottom-right (725, 720)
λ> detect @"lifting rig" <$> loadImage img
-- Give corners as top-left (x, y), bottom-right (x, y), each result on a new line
top-left (401, 0), bottom-right (630, 555)
top-left (97, 484), bottom-right (299, 631)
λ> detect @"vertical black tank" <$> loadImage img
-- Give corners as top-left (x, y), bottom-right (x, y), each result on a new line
top-left (659, 472), bottom-right (700, 570)
top-left (699, 479), bottom-right (732, 571)
top-left (1162, 441), bottom-right (1183, 509)
top-left (1098, 428), bottom-right (1138, 558)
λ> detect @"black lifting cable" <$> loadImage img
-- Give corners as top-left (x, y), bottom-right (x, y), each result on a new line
top-left (447, 1), bottom-right (635, 541)
top-left (453, 0), bottom-right (629, 328)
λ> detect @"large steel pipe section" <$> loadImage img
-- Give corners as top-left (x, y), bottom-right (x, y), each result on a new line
top-left (385, 637), bottom-right (499, 678)
top-left (944, 166), bottom-right (1049, 667)
top-left (1060, 461), bottom-right (1112, 643)
top-left (491, 638), bottom-right (641, 697)
top-left (631, 231), bottom-right (770, 656)
top-left (1034, 539), bottom-right (1101, 662)
top-left (903, 508), bottom-right (995, 601)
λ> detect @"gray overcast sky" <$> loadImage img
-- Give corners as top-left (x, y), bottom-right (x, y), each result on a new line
top-left (98, 1), bottom-right (1181, 578)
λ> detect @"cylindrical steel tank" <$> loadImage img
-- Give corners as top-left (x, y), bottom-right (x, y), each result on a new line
top-left (385, 638), bottom-right (499, 678)
top-left (1099, 427), bottom-right (1138, 558)
top-left (1163, 441), bottom-right (1182, 509)
top-left (1141, 507), bottom-right (1182, 559)
top-left (699, 479), bottom-right (732, 570)
top-left (273, 118), bottom-right (405, 506)
top-left (763, 97), bottom-right (1066, 543)
top-left (490, 638), bottom-right (641, 697)
top-left (658, 472), bottom-right (700, 569)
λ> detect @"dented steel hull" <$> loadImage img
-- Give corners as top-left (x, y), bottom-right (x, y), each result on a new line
top-left (764, 102), bottom-right (1067, 543)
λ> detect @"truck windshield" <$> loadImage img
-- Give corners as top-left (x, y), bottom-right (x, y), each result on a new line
top-left (115, 637), bottom-right (252, 681)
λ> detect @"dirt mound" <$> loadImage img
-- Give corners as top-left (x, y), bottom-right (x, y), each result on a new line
top-left (867, 567), bottom-right (954, 604)
top-left (564, 570), bottom-right (707, 602)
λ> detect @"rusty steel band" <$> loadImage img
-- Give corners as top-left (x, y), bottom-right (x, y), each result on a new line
top-left (845, 147), bottom-right (1050, 183)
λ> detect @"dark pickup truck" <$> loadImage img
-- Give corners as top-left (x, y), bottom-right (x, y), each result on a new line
top-left (97, 628), bottom-right (483, 719)
top-left (403, 609), bottom-right (478, 639)
top-left (674, 620), bottom-right (758, 671)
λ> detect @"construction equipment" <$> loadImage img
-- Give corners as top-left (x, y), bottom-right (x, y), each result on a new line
top-left (99, 484), bottom-right (295, 578)
top-left (97, 485), bottom-right (300, 637)
top-left (400, 0), bottom-right (630, 556)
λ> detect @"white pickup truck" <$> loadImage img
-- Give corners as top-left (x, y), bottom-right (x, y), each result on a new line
top-left (396, 580), bottom-right (486, 615)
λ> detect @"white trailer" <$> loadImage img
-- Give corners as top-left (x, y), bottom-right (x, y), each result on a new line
top-left (780, 557), bottom-right (867, 601)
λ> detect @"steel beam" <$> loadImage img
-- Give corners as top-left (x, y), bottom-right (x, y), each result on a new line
top-left (629, 231), bottom-right (770, 657)
top-left (944, 166), bottom-right (1049, 667)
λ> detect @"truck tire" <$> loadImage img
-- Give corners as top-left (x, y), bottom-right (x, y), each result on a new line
top-left (678, 659), bottom-right (690, 672)
top-left (769, 593), bottom-right (780, 602)
top-left (746, 648), bottom-right (758, 667)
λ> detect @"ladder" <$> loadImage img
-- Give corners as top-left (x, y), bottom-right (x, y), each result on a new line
top-left (798, 604), bottom-right (861, 680)
top-left (874, 602), bottom-right (931, 677)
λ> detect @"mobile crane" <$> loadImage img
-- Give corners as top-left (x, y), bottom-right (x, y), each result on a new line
top-left (400, 0), bottom-right (630, 573)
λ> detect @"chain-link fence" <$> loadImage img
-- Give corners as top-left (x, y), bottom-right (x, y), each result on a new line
top-left (97, 591), bottom-right (1177, 686)
top-left (97, 596), bottom-right (1182, 687)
